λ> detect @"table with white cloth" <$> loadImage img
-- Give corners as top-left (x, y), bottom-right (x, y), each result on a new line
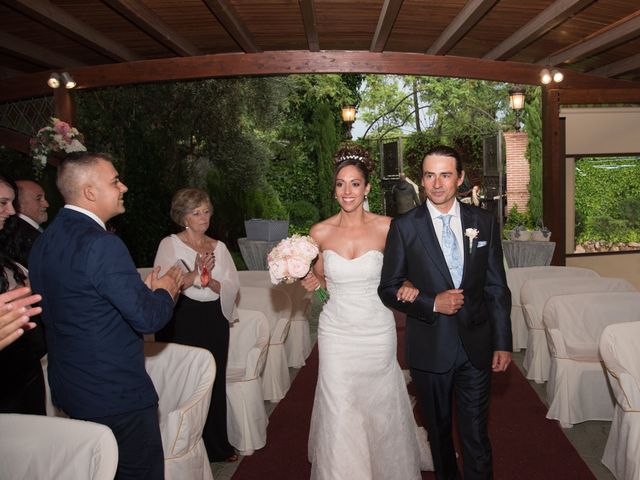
top-left (502, 240), bottom-right (556, 268)
top-left (238, 237), bottom-right (280, 270)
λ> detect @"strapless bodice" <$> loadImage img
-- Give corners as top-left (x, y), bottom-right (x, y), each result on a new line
top-left (322, 249), bottom-right (384, 298)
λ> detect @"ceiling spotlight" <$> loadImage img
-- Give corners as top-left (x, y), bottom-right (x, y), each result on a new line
top-left (47, 72), bottom-right (61, 89)
top-left (551, 69), bottom-right (564, 83)
top-left (540, 68), bottom-right (552, 85)
top-left (61, 72), bottom-right (76, 89)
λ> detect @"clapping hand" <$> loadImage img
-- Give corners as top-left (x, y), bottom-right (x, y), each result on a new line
top-left (148, 265), bottom-right (184, 300)
top-left (0, 287), bottom-right (42, 351)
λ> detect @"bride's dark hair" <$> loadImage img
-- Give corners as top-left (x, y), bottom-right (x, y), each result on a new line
top-left (333, 143), bottom-right (375, 185)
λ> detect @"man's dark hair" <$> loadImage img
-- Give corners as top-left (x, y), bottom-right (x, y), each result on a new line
top-left (423, 145), bottom-right (463, 175)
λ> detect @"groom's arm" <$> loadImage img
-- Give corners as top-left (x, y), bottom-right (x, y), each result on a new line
top-left (378, 219), bottom-right (435, 320)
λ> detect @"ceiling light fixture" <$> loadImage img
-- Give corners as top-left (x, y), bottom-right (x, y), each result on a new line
top-left (551, 69), bottom-right (564, 83)
top-left (540, 68), bottom-right (552, 85)
top-left (540, 67), bottom-right (563, 85)
top-left (47, 71), bottom-right (76, 89)
top-left (61, 72), bottom-right (76, 89)
top-left (47, 72), bottom-right (61, 89)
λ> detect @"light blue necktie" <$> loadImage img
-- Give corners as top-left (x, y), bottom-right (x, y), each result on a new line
top-left (439, 214), bottom-right (463, 287)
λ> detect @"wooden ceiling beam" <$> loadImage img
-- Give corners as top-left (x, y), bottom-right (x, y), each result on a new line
top-left (298, 0), bottom-right (319, 52)
top-left (4, 51), bottom-right (638, 103)
top-left (201, 0), bottom-right (259, 53)
top-left (427, 0), bottom-right (497, 55)
top-left (485, 0), bottom-right (594, 60)
top-left (370, 0), bottom-right (405, 52)
top-left (543, 10), bottom-right (640, 66)
top-left (4, 0), bottom-right (141, 62)
top-left (0, 31), bottom-right (85, 69)
top-left (103, 0), bottom-right (201, 56)
top-left (588, 52), bottom-right (640, 78)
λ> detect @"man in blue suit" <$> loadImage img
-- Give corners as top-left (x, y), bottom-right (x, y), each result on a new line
top-left (379, 146), bottom-right (511, 480)
top-left (29, 152), bottom-right (183, 480)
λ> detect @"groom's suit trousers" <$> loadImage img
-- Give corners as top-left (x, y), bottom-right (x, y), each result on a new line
top-left (411, 339), bottom-right (492, 480)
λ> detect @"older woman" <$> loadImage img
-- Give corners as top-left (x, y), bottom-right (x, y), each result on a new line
top-left (154, 188), bottom-right (239, 462)
top-left (0, 174), bottom-right (46, 414)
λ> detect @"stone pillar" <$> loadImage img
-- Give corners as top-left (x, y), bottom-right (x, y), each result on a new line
top-left (504, 131), bottom-right (529, 213)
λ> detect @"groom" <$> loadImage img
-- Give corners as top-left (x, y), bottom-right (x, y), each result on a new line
top-left (379, 145), bottom-right (511, 480)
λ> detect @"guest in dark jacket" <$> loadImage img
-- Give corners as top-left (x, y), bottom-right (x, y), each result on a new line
top-left (0, 174), bottom-right (47, 415)
top-left (29, 153), bottom-right (184, 480)
top-left (3, 180), bottom-right (49, 268)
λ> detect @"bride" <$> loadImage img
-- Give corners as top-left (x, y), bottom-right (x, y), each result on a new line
top-left (301, 146), bottom-right (432, 480)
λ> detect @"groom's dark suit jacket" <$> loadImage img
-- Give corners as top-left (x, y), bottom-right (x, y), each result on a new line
top-left (379, 202), bottom-right (511, 373)
top-left (29, 208), bottom-right (175, 419)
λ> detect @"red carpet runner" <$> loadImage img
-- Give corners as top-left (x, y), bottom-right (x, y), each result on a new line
top-left (232, 315), bottom-right (595, 479)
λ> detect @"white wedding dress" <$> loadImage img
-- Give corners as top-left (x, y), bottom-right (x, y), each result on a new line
top-left (308, 249), bottom-right (431, 480)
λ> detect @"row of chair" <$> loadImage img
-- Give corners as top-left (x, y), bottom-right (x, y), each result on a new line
top-left (506, 266), bottom-right (640, 480)
top-left (226, 271), bottom-right (313, 456)
top-left (1, 342), bottom-right (216, 480)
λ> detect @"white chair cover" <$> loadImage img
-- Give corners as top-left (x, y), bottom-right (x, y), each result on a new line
top-left (144, 342), bottom-right (216, 480)
top-left (226, 308), bottom-right (271, 455)
top-left (0, 414), bottom-right (118, 480)
top-left (506, 266), bottom-right (599, 351)
top-left (236, 286), bottom-right (293, 402)
top-left (543, 292), bottom-right (640, 428)
top-left (600, 321), bottom-right (640, 480)
top-left (520, 276), bottom-right (636, 383)
top-left (238, 271), bottom-right (312, 368)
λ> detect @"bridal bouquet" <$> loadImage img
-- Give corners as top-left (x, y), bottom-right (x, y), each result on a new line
top-left (267, 234), bottom-right (329, 302)
top-left (30, 117), bottom-right (86, 176)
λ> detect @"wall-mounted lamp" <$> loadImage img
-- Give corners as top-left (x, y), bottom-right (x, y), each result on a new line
top-left (341, 105), bottom-right (356, 139)
top-left (48, 72), bottom-right (76, 89)
top-left (540, 68), bottom-right (563, 85)
top-left (508, 85), bottom-right (525, 131)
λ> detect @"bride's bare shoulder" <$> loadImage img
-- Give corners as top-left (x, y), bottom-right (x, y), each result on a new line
top-left (310, 215), bottom-right (340, 244)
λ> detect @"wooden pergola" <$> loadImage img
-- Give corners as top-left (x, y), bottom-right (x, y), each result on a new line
top-left (1, 0), bottom-right (640, 264)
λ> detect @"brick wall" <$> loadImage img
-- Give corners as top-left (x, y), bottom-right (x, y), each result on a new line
top-left (504, 131), bottom-right (529, 213)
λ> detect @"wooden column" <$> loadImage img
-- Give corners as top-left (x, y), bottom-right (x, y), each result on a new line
top-left (542, 88), bottom-right (565, 266)
top-left (53, 87), bottom-right (75, 124)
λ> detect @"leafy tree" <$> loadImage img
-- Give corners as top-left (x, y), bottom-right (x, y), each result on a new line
top-left (524, 87), bottom-right (543, 226)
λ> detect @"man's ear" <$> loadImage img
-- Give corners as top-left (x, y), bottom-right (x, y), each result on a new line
top-left (83, 184), bottom-right (96, 202)
top-left (457, 170), bottom-right (466, 187)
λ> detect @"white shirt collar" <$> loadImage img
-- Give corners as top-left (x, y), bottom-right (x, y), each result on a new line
top-left (64, 205), bottom-right (106, 230)
top-left (426, 199), bottom-right (460, 220)
top-left (18, 213), bottom-right (40, 230)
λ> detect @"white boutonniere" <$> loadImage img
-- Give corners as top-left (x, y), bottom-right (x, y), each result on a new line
top-left (465, 228), bottom-right (479, 253)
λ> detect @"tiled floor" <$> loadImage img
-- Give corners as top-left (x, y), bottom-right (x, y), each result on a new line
top-left (212, 301), bottom-right (615, 480)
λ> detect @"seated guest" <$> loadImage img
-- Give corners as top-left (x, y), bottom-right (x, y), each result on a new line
top-left (154, 188), bottom-right (240, 463)
top-left (28, 152), bottom-right (183, 480)
top-left (0, 174), bottom-right (47, 414)
top-left (0, 286), bottom-right (42, 351)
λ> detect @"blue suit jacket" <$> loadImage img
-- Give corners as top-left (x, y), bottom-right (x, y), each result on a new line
top-left (378, 202), bottom-right (512, 373)
top-left (29, 208), bottom-right (175, 419)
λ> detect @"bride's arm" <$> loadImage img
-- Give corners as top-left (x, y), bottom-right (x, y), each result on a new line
top-left (301, 225), bottom-right (327, 292)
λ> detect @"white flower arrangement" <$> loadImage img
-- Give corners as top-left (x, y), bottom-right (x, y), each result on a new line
top-left (30, 117), bottom-right (86, 175)
top-left (465, 228), bottom-right (479, 253)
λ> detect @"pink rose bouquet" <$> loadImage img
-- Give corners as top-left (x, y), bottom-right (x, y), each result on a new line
top-left (267, 234), bottom-right (329, 302)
